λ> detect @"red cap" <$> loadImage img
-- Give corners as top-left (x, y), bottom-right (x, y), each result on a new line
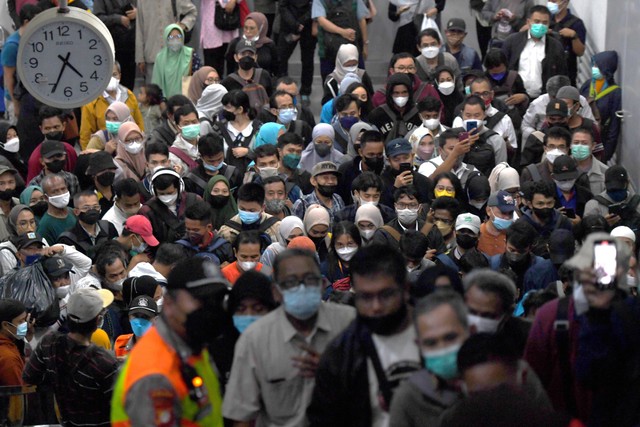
top-left (125, 215), bottom-right (159, 247)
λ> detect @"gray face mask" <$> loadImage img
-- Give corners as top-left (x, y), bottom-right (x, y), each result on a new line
top-left (265, 198), bottom-right (286, 214)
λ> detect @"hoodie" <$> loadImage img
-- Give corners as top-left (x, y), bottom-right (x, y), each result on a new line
top-left (367, 74), bottom-right (422, 142)
top-left (516, 207), bottom-right (572, 258)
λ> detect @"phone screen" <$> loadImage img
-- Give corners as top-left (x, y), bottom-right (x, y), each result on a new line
top-left (458, 132), bottom-right (469, 142)
top-left (466, 120), bottom-right (479, 132)
top-left (564, 208), bottom-right (576, 219)
top-left (594, 240), bottom-right (617, 289)
top-left (399, 163), bottom-right (412, 173)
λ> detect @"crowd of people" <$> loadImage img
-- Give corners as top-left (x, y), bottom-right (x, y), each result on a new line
top-left (0, 0), bottom-right (635, 426)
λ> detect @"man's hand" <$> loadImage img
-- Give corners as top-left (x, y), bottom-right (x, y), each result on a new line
top-left (426, 208), bottom-right (435, 224)
top-left (225, 0), bottom-right (236, 13)
top-left (426, 7), bottom-right (438, 17)
top-left (292, 343), bottom-right (320, 378)
top-left (605, 213), bottom-right (621, 227)
top-left (425, 248), bottom-right (437, 260)
top-left (26, 312), bottom-right (36, 342)
top-left (394, 171), bottom-right (413, 188)
top-left (173, 163), bottom-right (184, 175)
top-left (137, 62), bottom-right (145, 74)
top-left (105, 138), bottom-right (118, 155)
top-left (505, 93), bottom-right (528, 106)
top-left (452, 138), bottom-right (471, 158)
top-left (232, 147), bottom-right (249, 158)
top-left (125, 7), bottom-right (137, 20)
top-left (558, 28), bottom-right (577, 39)
top-left (341, 28), bottom-right (356, 41)
top-left (120, 15), bottom-right (130, 28)
top-left (42, 245), bottom-right (64, 257)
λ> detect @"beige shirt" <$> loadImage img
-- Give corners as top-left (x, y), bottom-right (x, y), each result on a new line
top-left (223, 303), bottom-right (356, 426)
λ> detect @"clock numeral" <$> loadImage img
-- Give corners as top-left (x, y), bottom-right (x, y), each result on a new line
top-left (34, 73), bottom-right (44, 84)
top-left (77, 29), bottom-right (83, 39)
top-left (93, 55), bottom-right (103, 66)
top-left (29, 58), bottom-right (38, 68)
top-left (57, 25), bottom-right (70, 37)
top-left (43, 30), bottom-right (53, 41)
top-left (89, 39), bottom-right (98, 50)
top-left (90, 71), bottom-right (99, 81)
top-left (80, 82), bottom-right (88, 93)
top-left (30, 42), bottom-right (44, 53)
top-left (64, 87), bottom-right (73, 97)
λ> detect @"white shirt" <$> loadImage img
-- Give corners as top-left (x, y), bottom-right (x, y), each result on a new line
top-left (418, 155), bottom-right (476, 180)
top-left (102, 203), bottom-right (140, 235)
top-left (169, 135), bottom-right (200, 176)
top-left (453, 105), bottom-right (517, 149)
top-left (518, 33), bottom-right (546, 98)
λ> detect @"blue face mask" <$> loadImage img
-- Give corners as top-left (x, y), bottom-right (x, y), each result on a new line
top-left (339, 116), bottom-right (358, 131)
top-left (283, 153), bottom-right (301, 170)
top-left (547, 1), bottom-right (559, 15)
top-left (607, 189), bottom-right (627, 203)
top-left (278, 108), bottom-right (297, 125)
top-left (130, 318), bottom-right (153, 337)
top-left (9, 321), bottom-right (28, 340)
top-left (492, 214), bottom-right (513, 231)
top-left (25, 254), bottom-right (41, 265)
top-left (204, 161), bottom-right (224, 172)
top-left (490, 71), bottom-right (507, 81)
top-left (592, 66), bottom-right (604, 80)
top-left (238, 209), bottom-right (261, 224)
top-left (423, 343), bottom-right (461, 380)
top-left (233, 315), bottom-right (261, 333)
top-left (281, 284), bottom-right (322, 320)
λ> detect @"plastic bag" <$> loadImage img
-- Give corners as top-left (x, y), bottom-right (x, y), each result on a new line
top-left (421, 16), bottom-right (443, 42)
top-left (0, 262), bottom-right (59, 327)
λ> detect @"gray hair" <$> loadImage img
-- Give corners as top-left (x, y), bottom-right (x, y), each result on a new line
top-left (546, 75), bottom-right (571, 98)
top-left (414, 290), bottom-right (468, 330)
top-left (463, 269), bottom-right (517, 313)
top-left (41, 174), bottom-right (66, 195)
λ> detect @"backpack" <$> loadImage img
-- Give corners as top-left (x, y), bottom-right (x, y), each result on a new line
top-left (320, 0), bottom-right (358, 60)
top-left (176, 235), bottom-right (230, 265)
top-left (484, 111), bottom-right (507, 131)
top-left (58, 220), bottom-right (112, 260)
top-left (380, 104), bottom-right (419, 142)
top-left (169, 146), bottom-right (199, 170)
top-left (185, 165), bottom-right (237, 192)
top-left (463, 130), bottom-right (497, 176)
top-left (223, 216), bottom-right (280, 249)
top-left (229, 69), bottom-right (270, 111)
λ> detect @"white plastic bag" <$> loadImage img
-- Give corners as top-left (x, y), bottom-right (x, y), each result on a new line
top-left (421, 16), bottom-right (442, 42)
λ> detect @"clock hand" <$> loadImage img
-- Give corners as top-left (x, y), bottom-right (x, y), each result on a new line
top-left (50, 52), bottom-right (71, 94)
top-left (58, 54), bottom-right (84, 78)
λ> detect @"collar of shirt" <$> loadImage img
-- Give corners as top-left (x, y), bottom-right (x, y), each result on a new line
top-left (527, 30), bottom-right (546, 45)
top-left (278, 304), bottom-right (333, 343)
top-left (80, 222), bottom-right (100, 241)
top-left (227, 122), bottom-right (254, 138)
top-left (156, 316), bottom-right (193, 358)
top-left (397, 219), bottom-right (419, 232)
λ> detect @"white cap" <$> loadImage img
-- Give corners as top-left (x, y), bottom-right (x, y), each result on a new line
top-left (611, 226), bottom-right (636, 242)
top-left (455, 213), bottom-right (481, 234)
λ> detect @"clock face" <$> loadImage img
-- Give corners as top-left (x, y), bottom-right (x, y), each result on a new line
top-left (17, 8), bottom-right (114, 109)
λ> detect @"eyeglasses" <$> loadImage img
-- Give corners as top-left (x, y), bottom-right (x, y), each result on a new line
top-left (396, 203), bottom-right (420, 210)
top-left (277, 274), bottom-right (323, 290)
top-left (78, 205), bottom-right (101, 213)
top-left (205, 77), bottom-right (221, 84)
top-left (435, 185), bottom-right (455, 193)
top-left (125, 138), bottom-right (143, 144)
top-left (354, 287), bottom-right (401, 306)
top-left (395, 66), bottom-right (417, 73)
top-left (168, 34), bottom-right (183, 40)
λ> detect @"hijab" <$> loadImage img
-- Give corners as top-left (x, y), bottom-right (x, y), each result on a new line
top-left (488, 162), bottom-right (520, 193)
top-left (116, 122), bottom-right (147, 180)
top-left (245, 12), bottom-right (272, 49)
top-left (255, 123), bottom-right (285, 148)
top-left (153, 24), bottom-right (194, 98)
top-left (300, 123), bottom-right (345, 172)
top-left (187, 66), bottom-right (216, 103)
top-left (355, 204), bottom-right (384, 229)
top-left (279, 216), bottom-right (305, 242)
top-left (19, 186), bottom-right (43, 206)
top-left (8, 204), bottom-right (32, 237)
top-left (106, 101), bottom-right (132, 124)
top-left (204, 175), bottom-right (238, 230)
top-left (303, 204), bottom-right (330, 232)
top-left (333, 44), bottom-right (362, 83)
top-left (197, 84), bottom-right (228, 121)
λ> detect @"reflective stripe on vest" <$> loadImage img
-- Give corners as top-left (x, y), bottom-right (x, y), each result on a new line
top-left (111, 326), bottom-right (223, 427)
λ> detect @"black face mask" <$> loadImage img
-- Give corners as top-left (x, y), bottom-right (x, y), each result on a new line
top-left (363, 156), bottom-right (384, 174)
top-left (184, 303), bottom-right (226, 353)
top-left (221, 110), bottom-right (236, 122)
top-left (79, 209), bottom-right (101, 225)
top-left (45, 131), bottom-right (64, 141)
top-left (506, 250), bottom-right (529, 266)
top-left (359, 303), bottom-right (408, 336)
top-left (310, 235), bottom-right (326, 248)
top-left (96, 171), bottom-right (115, 187)
top-left (238, 56), bottom-right (256, 71)
top-left (0, 189), bottom-right (14, 201)
top-left (317, 184), bottom-right (337, 198)
top-left (46, 159), bottom-right (65, 173)
top-left (31, 201), bottom-right (48, 217)
top-left (456, 234), bottom-right (478, 250)
top-left (209, 195), bottom-right (229, 209)
top-left (189, 232), bottom-right (204, 246)
top-left (533, 207), bottom-right (554, 222)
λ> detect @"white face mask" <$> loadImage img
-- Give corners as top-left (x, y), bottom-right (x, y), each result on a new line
top-left (55, 285), bottom-right (70, 299)
top-left (109, 277), bottom-right (125, 292)
top-left (469, 200), bottom-right (486, 210)
top-left (421, 46), bottom-right (440, 59)
top-left (336, 246), bottom-right (358, 262)
top-left (394, 96), bottom-right (409, 108)
top-left (106, 76), bottom-right (119, 92)
top-left (546, 148), bottom-right (565, 165)
top-left (397, 208), bottom-right (419, 225)
top-left (467, 313), bottom-right (501, 334)
top-left (359, 228), bottom-right (375, 240)
top-left (3, 137), bottom-right (20, 153)
top-left (124, 141), bottom-right (144, 155)
top-left (554, 179), bottom-right (576, 192)
top-left (158, 193), bottom-right (178, 206)
top-left (424, 118), bottom-right (441, 130)
top-left (156, 297), bottom-right (164, 312)
top-left (343, 65), bottom-right (358, 74)
top-left (238, 261), bottom-right (257, 271)
top-left (438, 81), bottom-right (455, 96)
top-left (48, 191), bottom-right (70, 209)
top-left (258, 166), bottom-right (279, 180)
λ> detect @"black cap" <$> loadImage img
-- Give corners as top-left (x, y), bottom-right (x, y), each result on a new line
top-left (129, 295), bottom-right (158, 316)
top-left (86, 151), bottom-right (117, 176)
top-left (235, 39), bottom-right (256, 54)
top-left (546, 99), bottom-right (569, 117)
top-left (446, 18), bottom-right (466, 32)
top-left (41, 140), bottom-right (65, 159)
top-left (605, 165), bottom-right (629, 191)
top-left (552, 155), bottom-right (579, 181)
top-left (14, 232), bottom-right (44, 250)
top-left (42, 255), bottom-right (74, 277)
top-left (228, 270), bottom-right (277, 314)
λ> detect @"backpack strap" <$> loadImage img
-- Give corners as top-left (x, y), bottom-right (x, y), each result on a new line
top-left (327, 77), bottom-right (339, 99)
top-left (223, 164), bottom-right (237, 181)
top-left (185, 170), bottom-right (208, 191)
top-left (526, 163), bottom-right (542, 183)
top-left (223, 219), bottom-right (243, 232)
top-left (169, 146), bottom-right (198, 169)
top-left (554, 297), bottom-right (577, 415)
top-left (593, 195), bottom-right (611, 206)
top-left (362, 329), bottom-right (394, 411)
top-left (258, 216), bottom-right (279, 233)
top-left (484, 111), bottom-right (506, 131)
top-left (381, 225), bottom-right (402, 242)
top-left (627, 195), bottom-right (640, 212)
top-left (252, 68), bottom-right (263, 84)
top-left (594, 84), bottom-right (620, 101)
top-left (229, 73), bottom-right (246, 86)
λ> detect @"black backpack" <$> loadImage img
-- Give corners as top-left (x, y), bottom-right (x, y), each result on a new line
top-left (463, 130), bottom-right (497, 177)
top-left (595, 195), bottom-right (640, 239)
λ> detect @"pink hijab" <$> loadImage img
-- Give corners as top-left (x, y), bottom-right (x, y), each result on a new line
top-left (245, 12), bottom-right (272, 49)
top-left (187, 66), bottom-right (216, 103)
top-left (106, 101), bottom-right (131, 122)
top-left (116, 122), bottom-right (147, 181)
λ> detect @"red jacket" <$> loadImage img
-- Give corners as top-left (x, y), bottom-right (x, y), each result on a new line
top-left (27, 141), bottom-right (78, 183)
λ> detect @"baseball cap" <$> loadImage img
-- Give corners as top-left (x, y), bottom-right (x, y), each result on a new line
top-left (605, 165), bottom-right (628, 191)
top-left (552, 155), bottom-right (579, 181)
top-left (86, 151), bottom-right (117, 176)
top-left (42, 255), bottom-right (74, 278)
top-left (67, 288), bottom-right (114, 323)
top-left (14, 232), bottom-right (44, 250)
top-left (455, 213), bottom-right (481, 234)
top-left (124, 215), bottom-right (160, 247)
top-left (41, 140), bottom-right (66, 159)
top-left (311, 161), bottom-right (341, 178)
top-left (556, 86), bottom-right (580, 102)
top-left (546, 99), bottom-right (569, 117)
top-left (129, 295), bottom-right (158, 316)
top-left (487, 190), bottom-right (516, 213)
top-left (611, 226), bottom-right (636, 243)
top-left (236, 39), bottom-right (256, 54)
top-left (548, 229), bottom-right (576, 265)
top-left (386, 138), bottom-right (412, 158)
top-left (446, 18), bottom-right (466, 32)
top-left (0, 165), bottom-right (17, 177)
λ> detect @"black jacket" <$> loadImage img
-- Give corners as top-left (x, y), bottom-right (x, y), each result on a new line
top-left (336, 156), bottom-right (363, 205)
top-left (380, 166), bottom-right (434, 209)
top-left (57, 220), bottom-right (118, 261)
top-left (502, 32), bottom-right (568, 96)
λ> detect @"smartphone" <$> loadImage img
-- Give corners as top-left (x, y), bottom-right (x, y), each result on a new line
top-left (466, 120), bottom-right (479, 132)
top-left (594, 239), bottom-right (617, 290)
top-left (458, 131), bottom-right (469, 142)
top-left (123, 3), bottom-right (134, 11)
top-left (399, 163), bottom-right (412, 173)
top-left (609, 202), bottom-right (624, 217)
top-left (563, 208), bottom-right (576, 219)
